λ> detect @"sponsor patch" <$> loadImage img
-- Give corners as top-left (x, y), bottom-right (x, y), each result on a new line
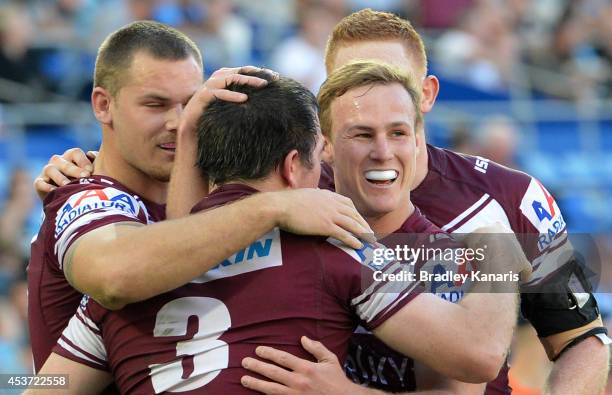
top-left (327, 239), bottom-right (396, 271)
top-left (54, 187), bottom-right (141, 237)
top-left (519, 178), bottom-right (566, 251)
top-left (192, 228), bottom-right (283, 283)
top-left (474, 156), bottom-right (490, 174)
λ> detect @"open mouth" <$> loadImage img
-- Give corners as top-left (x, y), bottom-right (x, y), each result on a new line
top-left (364, 170), bottom-right (399, 186)
top-left (159, 143), bottom-right (176, 152)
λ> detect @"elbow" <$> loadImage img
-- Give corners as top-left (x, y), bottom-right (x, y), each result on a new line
top-left (460, 347), bottom-right (506, 383)
top-left (91, 259), bottom-right (132, 310)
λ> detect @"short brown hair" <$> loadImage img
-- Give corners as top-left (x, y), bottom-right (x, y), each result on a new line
top-left (317, 60), bottom-right (422, 138)
top-left (325, 8), bottom-right (427, 76)
top-left (94, 21), bottom-right (202, 97)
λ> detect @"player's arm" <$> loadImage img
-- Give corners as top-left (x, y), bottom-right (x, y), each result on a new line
top-left (370, 225), bottom-right (528, 383)
top-left (23, 353), bottom-right (111, 395)
top-left (65, 187), bottom-right (372, 310)
top-left (372, 291), bottom-right (517, 384)
top-left (522, 267), bottom-right (610, 395)
top-left (544, 336), bottom-right (609, 395)
top-left (516, 177), bottom-right (609, 394)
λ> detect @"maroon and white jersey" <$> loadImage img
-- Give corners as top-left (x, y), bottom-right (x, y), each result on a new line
top-left (28, 175), bottom-right (164, 372)
top-left (54, 184), bottom-right (422, 394)
top-left (344, 205), bottom-right (475, 393)
top-left (323, 144), bottom-right (607, 394)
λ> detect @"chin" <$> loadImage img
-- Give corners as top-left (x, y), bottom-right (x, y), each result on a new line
top-left (148, 168), bottom-right (171, 183)
top-left (361, 203), bottom-right (394, 219)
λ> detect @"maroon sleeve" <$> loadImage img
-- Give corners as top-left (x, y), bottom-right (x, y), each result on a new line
top-left (50, 185), bottom-right (148, 270)
top-left (319, 239), bottom-right (423, 331)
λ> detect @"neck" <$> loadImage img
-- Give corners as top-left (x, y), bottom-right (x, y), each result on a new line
top-left (93, 144), bottom-right (168, 204)
top-left (222, 175), bottom-right (288, 194)
top-left (411, 129), bottom-right (429, 190)
top-left (367, 200), bottom-right (415, 235)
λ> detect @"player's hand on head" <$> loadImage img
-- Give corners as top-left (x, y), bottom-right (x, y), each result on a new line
top-left (270, 188), bottom-right (375, 250)
top-left (241, 336), bottom-right (362, 395)
top-left (179, 66), bottom-right (278, 139)
top-left (34, 148), bottom-right (95, 200)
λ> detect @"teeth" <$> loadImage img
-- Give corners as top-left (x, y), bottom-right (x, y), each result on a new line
top-left (364, 170), bottom-right (398, 181)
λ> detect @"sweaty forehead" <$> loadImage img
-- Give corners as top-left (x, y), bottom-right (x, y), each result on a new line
top-left (331, 83), bottom-right (416, 128)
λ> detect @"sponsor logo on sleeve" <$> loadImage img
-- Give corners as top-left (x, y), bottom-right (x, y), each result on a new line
top-left (474, 156), bottom-right (490, 174)
top-left (54, 188), bottom-right (141, 237)
top-left (327, 239), bottom-right (397, 271)
top-left (520, 178), bottom-right (566, 251)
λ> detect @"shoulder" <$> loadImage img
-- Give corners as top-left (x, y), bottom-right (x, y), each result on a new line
top-left (49, 178), bottom-right (148, 242)
top-left (428, 145), bottom-right (533, 201)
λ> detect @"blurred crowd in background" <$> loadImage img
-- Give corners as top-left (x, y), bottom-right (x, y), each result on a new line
top-left (0, 0), bottom-right (611, 394)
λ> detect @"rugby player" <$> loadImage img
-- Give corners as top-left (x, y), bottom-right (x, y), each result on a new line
top-left (239, 9), bottom-right (610, 395)
top-left (27, 20), bottom-right (373, 378)
top-left (27, 68), bottom-right (528, 394)
top-left (35, 9), bottom-right (608, 394)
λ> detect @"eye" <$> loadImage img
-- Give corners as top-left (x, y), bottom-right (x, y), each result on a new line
top-left (144, 102), bottom-right (163, 108)
top-left (391, 130), bottom-right (408, 137)
top-left (354, 132), bottom-right (372, 139)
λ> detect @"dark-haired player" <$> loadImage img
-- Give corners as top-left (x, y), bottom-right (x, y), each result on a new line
top-left (27, 20), bottom-right (373, 379)
top-left (28, 68), bottom-right (527, 394)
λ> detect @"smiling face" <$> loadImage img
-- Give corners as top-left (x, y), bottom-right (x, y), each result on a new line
top-left (328, 82), bottom-right (420, 225)
top-left (108, 51), bottom-right (203, 182)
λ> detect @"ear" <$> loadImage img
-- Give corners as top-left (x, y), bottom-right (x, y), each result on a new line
top-left (414, 125), bottom-right (422, 156)
top-left (321, 135), bottom-right (334, 165)
top-left (420, 75), bottom-right (439, 114)
top-left (92, 87), bottom-right (113, 125)
top-left (280, 149), bottom-right (301, 188)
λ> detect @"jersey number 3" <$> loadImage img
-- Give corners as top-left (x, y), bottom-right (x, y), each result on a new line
top-left (148, 297), bottom-right (231, 393)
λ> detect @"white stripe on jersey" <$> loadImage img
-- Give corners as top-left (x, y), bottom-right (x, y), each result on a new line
top-left (351, 262), bottom-right (404, 306)
top-left (77, 307), bottom-right (101, 333)
top-left (60, 311), bottom-right (108, 365)
top-left (326, 238), bottom-right (419, 326)
top-left (449, 199), bottom-right (511, 233)
top-left (54, 209), bottom-right (140, 269)
top-left (354, 288), bottom-right (415, 324)
top-left (442, 194), bottom-right (490, 231)
top-left (57, 336), bottom-right (106, 368)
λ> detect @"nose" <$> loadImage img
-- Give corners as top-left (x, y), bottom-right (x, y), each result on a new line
top-left (369, 135), bottom-right (393, 162)
top-left (165, 104), bottom-right (183, 132)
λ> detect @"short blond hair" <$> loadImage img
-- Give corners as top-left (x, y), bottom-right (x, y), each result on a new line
top-left (325, 8), bottom-right (427, 77)
top-left (317, 60), bottom-right (422, 138)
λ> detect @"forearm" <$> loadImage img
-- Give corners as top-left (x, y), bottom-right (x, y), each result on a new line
top-left (458, 291), bottom-right (518, 353)
top-left (166, 127), bottom-right (208, 219)
top-left (545, 336), bottom-right (609, 395)
top-left (374, 291), bottom-right (515, 383)
top-left (79, 193), bottom-right (283, 309)
top-left (24, 353), bottom-right (111, 395)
